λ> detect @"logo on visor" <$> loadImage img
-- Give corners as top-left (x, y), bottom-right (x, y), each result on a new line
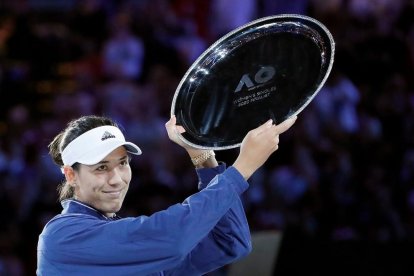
top-left (101, 131), bottom-right (116, 141)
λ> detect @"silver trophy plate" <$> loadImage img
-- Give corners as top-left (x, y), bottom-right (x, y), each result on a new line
top-left (171, 14), bottom-right (335, 150)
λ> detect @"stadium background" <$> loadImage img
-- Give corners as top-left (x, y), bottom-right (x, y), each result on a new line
top-left (0, 0), bottom-right (413, 275)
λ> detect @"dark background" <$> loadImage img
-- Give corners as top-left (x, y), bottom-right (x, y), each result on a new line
top-left (0, 0), bottom-right (413, 275)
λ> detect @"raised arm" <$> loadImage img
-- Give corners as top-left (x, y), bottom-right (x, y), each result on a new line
top-left (163, 116), bottom-right (297, 275)
top-left (232, 116), bottom-right (297, 179)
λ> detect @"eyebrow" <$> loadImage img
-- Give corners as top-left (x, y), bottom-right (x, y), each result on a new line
top-left (96, 155), bottom-right (129, 165)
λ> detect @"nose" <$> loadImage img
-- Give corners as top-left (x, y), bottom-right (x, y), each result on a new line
top-left (108, 167), bottom-right (123, 185)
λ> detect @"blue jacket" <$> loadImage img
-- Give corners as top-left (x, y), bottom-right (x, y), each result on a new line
top-left (37, 164), bottom-right (252, 275)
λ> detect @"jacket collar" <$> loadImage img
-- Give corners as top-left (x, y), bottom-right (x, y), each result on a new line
top-left (61, 199), bottom-right (120, 220)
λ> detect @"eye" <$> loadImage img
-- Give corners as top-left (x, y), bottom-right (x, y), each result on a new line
top-left (96, 165), bottom-right (108, 171)
top-left (120, 159), bottom-right (130, 167)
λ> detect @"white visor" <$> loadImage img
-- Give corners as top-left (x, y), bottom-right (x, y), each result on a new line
top-left (61, 125), bottom-right (142, 166)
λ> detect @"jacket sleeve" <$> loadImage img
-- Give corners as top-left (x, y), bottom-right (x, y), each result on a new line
top-left (163, 164), bottom-right (252, 275)
top-left (38, 166), bottom-right (249, 275)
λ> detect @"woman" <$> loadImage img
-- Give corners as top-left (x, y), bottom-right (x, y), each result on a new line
top-left (37, 114), bottom-right (296, 275)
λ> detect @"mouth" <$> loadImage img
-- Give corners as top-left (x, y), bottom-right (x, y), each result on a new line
top-left (102, 190), bottom-right (122, 198)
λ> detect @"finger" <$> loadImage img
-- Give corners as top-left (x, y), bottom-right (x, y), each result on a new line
top-left (176, 125), bottom-right (186, 134)
top-left (165, 114), bottom-right (176, 127)
top-left (274, 116), bottom-right (297, 134)
top-left (267, 133), bottom-right (279, 147)
top-left (251, 119), bottom-right (273, 134)
top-left (166, 115), bottom-right (183, 134)
top-left (165, 117), bottom-right (177, 139)
top-left (274, 135), bottom-right (279, 145)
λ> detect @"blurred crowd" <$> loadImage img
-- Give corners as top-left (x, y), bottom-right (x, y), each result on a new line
top-left (0, 0), bottom-right (413, 275)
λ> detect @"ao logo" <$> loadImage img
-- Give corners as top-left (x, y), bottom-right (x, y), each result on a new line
top-left (234, 66), bottom-right (276, 93)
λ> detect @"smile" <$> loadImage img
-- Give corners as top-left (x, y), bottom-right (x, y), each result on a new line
top-left (103, 190), bottom-right (122, 197)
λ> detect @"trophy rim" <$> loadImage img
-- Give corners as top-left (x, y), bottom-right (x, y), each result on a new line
top-left (171, 14), bottom-right (335, 150)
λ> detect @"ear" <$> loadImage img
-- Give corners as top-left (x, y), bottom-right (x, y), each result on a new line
top-left (63, 166), bottom-right (77, 187)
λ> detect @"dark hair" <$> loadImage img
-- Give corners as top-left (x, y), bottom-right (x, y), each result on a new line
top-left (48, 115), bottom-right (118, 201)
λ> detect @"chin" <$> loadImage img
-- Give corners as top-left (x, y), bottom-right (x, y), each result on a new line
top-left (110, 203), bottom-right (122, 213)
top-left (103, 202), bottom-right (123, 215)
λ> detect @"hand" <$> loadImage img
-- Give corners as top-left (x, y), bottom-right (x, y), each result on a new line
top-left (233, 116), bottom-right (297, 180)
top-left (165, 115), bottom-right (192, 150)
top-left (165, 115), bottom-right (218, 167)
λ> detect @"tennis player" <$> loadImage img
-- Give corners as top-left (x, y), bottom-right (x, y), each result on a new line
top-left (37, 114), bottom-right (296, 275)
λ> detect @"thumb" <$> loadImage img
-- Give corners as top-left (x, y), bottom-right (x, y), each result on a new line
top-left (165, 114), bottom-right (176, 127)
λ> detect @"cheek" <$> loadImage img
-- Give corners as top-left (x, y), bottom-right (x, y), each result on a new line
top-left (123, 167), bottom-right (132, 183)
top-left (77, 174), bottom-right (105, 195)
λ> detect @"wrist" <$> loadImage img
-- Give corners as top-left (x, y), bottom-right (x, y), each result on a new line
top-left (189, 150), bottom-right (217, 168)
top-left (232, 159), bottom-right (255, 180)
